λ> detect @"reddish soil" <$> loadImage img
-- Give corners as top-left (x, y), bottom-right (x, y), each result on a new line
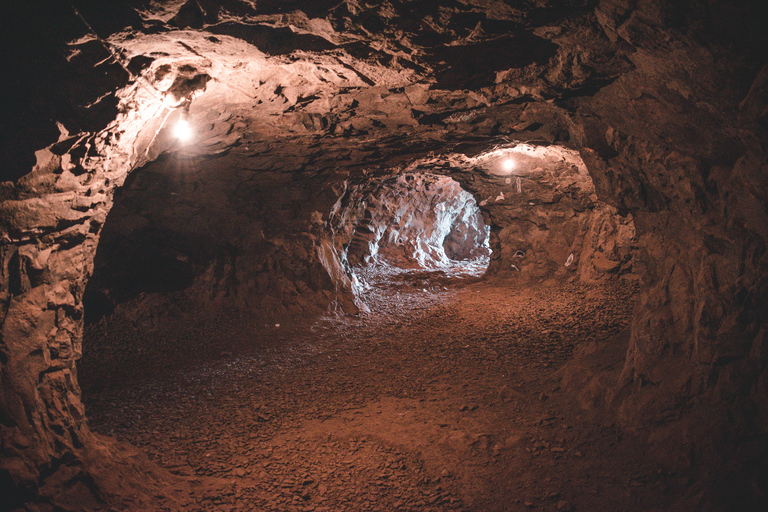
top-left (82, 271), bottom-right (693, 511)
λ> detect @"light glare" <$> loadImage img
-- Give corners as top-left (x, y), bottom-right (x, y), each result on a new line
top-left (501, 158), bottom-right (516, 173)
top-left (174, 119), bottom-right (192, 142)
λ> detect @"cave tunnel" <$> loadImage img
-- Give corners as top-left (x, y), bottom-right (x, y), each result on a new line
top-left (336, 172), bottom-right (491, 274)
top-left (2, 1), bottom-right (768, 511)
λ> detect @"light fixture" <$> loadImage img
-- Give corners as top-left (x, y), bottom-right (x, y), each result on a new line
top-left (501, 158), bottom-right (516, 173)
top-left (173, 113), bottom-right (193, 142)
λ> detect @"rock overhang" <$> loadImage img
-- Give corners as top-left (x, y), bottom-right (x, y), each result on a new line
top-left (1, 1), bottom-right (768, 508)
top-left (4, 0), bottom-right (632, 185)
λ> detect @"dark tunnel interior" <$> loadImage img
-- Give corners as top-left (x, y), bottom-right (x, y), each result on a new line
top-left (2, 1), bottom-right (768, 511)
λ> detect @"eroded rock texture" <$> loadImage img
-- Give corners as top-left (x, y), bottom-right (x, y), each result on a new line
top-left (1, 0), bottom-right (767, 508)
top-left (83, 150), bottom-right (357, 330)
top-left (331, 173), bottom-right (490, 269)
top-left (333, 144), bottom-right (635, 281)
top-left (580, 1), bottom-right (768, 441)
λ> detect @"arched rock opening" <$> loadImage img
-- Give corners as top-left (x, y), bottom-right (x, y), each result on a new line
top-left (1, 1), bottom-right (767, 510)
top-left (325, 144), bottom-right (636, 297)
top-left (80, 142), bottom-right (635, 351)
top-left (331, 173), bottom-right (490, 274)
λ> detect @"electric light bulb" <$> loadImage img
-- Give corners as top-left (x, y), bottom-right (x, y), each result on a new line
top-left (174, 118), bottom-right (192, 142)
top-left (501, 158), bottom-right (515, 173)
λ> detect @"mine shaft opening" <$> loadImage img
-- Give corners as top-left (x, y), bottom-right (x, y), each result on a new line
top-left (2, 1), bottom-right (766, 508)
top-left (79, 142), bottom-right (638, 391)
top-left (333, 173), bottom-right (491, 297)
top-left (73, 140), bottom-right (644, 512)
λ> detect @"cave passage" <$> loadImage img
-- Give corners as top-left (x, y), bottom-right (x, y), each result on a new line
top-left (76, 145), bottom-right (659, 512)
top-left (336, 173), bottom-right (491, 298)
top-left (84, 268), bottom-right (648, 512)
top-left (343, 174), bottom-right (490, 271)
top-left (3, 1), bottom-right (767, 509)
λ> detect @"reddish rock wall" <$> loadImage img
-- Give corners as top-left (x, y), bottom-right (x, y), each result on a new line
top-left (575, 2), bottom-right (768, 430)
top-left (0, 0), bottom-right (766, 507)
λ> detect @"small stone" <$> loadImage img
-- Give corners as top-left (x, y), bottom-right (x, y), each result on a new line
top-left (556, 500), bottom-right (573, 511)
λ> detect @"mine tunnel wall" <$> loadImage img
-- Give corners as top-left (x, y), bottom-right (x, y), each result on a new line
top-left (0, 105), bottom-right (155, 503)
top-left (83, 154), bottom-right (359, 332)
top-left (473, 161), bottom-right (636, 283)
top-left (328, 173), bottom-right (490, 272)
top-left (580, 131), bottom-right (768, 427)
top-left (0, 0), bottom-right (767, 507)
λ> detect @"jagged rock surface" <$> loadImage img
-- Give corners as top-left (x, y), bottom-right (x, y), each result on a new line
top-left (331, 173), bottom-right (490, 269)
top-left (1, 0), bottom-right (767, 509)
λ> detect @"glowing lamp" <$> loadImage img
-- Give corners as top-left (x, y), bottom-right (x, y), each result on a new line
top-left (501, 158), bottom-right (516, 173)
top-left (173, 117), bottom-right (193, 142)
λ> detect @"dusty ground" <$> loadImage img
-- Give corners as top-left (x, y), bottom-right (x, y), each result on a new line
top-left (81, 269), bottom-right (694, 512)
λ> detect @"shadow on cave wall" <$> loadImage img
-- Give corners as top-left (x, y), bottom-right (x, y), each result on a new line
top-left (83, 160), bottom-right (207, 325)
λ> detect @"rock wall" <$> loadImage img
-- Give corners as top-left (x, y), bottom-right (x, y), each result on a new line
top-left (0, 82), bottom-right (188, 507)
top-left (84, 150), bottom-right (358, 334)
top-left (330, 173), bottom-right (489, 270)
top-left (572, 2), bottom-right (768, 431)
top-left (473, 146), bottom-right (636, 281)
top-left (1, 0), bottom-right (767, 507)
top-left (393, 146), bottom-right (637, 283)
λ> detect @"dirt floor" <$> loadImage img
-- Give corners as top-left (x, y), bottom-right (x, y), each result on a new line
top-left (81, 268), bottom-right (695, 512)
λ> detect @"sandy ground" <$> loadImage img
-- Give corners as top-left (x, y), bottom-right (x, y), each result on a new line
top-left (82, 270), bottom-right (693, 511)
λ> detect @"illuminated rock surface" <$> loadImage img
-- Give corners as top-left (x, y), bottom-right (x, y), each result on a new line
top-left (0, 0), bottom-right (767, 510)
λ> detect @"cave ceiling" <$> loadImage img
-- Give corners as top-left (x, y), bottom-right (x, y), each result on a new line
top-left (4, 0), bottom-right (762, 188)
top-left (2, 1), bottom-right (768, 509)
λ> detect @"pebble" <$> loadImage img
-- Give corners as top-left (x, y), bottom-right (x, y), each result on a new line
top-left (83, 276), bottom-right (638, 511)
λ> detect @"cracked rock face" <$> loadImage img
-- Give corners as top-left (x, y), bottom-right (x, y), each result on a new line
top-left (332, 173), bottom-right (490, 269)
top-left (1, 0), bottom-right (767, 507)
top-left (327, 145), bottom-right (635, 282)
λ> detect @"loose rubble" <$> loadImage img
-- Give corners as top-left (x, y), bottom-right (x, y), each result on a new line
top-left (81, 272), bottom-right (692, 511)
